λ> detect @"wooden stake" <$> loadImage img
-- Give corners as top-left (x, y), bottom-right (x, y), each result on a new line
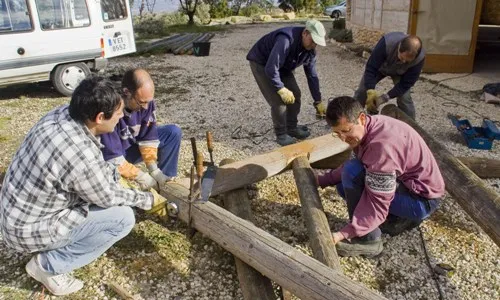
top-left (292, 156), bottom-right (341, 269)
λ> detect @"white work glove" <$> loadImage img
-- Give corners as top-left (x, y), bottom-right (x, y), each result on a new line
top-left (147, 163), bottom-right (171, 188)
top-left (135, 170), bottom-right (158, 191)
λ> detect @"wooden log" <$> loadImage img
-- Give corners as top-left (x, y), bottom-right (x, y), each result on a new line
top-left (457, 157), bottom-right (500, 179)
top-left (161, 182), bottom-right (386, 300)
top-left (210, 134), bottom-right (350, 197)
top-left (380, 104), bottom-right (500, 246)
top-left (220, 158), bottom-right (276, 300)
top-left (292, 156), bottom-right (341, 269)
top-left (310, 149), bottom-right (352, 170)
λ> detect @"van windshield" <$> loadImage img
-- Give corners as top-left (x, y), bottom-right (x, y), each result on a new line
top-left (101, 0), bottom-right (127, 22)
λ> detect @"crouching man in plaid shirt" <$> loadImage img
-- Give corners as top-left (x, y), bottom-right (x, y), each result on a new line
top-left (0, 76), bottom-right (168, 296)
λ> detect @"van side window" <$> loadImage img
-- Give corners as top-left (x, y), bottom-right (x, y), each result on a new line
top-left (36, 0), bottom-right (90, 30)
top-left (101, 0), bottom-right (127, 22)
top-left (0, 0), bottom-right (32, 32)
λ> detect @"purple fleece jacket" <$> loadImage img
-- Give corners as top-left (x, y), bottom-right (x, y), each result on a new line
top-left (318, 115), bottom-right (445, 239)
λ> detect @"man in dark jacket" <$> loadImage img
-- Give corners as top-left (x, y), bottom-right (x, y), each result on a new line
top-left (354, 33), bottom-right (425, 120)
top-left (247, 20), bottom-right (327, 146)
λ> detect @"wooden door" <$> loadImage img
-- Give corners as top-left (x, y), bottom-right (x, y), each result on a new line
top-left (408, 0), bottom-right (484, 73)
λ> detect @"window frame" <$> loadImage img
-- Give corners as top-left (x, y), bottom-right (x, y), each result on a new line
top-left (0, 0), bottom-right (35, 34)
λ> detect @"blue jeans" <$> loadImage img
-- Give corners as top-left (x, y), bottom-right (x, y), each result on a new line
top-left (336, 159), bottom-right (439, 240)
top-left (38, 205), bottom-right (135, 275)
top-left (125, 124), bottom-right (182, 177)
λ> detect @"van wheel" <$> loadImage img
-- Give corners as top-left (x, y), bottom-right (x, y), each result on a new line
top-left (52, 63), bottom-right (91, 96)
top-left (332, 11), bottom-right (340, 19)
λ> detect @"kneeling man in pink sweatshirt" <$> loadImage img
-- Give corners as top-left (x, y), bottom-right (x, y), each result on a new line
top-left (318, 96), bottom-right (445, 257)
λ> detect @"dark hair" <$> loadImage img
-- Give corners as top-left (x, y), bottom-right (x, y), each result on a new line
top-left (399, 35), bottom-right (422, 56)
top-left (69, 75), bottom-right (122, 122)
top-left (325, 96), bottom-right (363, 127)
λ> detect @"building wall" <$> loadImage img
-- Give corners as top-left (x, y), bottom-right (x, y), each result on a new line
top-left (350, 0), bottom-right (411, 33)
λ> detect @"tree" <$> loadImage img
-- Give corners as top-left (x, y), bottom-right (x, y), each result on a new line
top-left (179, 0), bottom-right (200, 25)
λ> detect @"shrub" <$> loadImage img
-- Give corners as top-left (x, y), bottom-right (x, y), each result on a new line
top-left (239, 4), bottom-right (264, 17)
top-left (196, 2), bottom-right (211, 24)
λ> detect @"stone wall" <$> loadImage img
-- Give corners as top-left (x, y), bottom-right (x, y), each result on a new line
top-left (350, 0), bottom-right (410, 32)
top-left (482, 0), bottom-right (500, 25)
top-left (347, 21), bottom-right (385, 49)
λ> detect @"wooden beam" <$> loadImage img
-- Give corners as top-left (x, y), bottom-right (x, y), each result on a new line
top-left (209, 134), bottom-right (350, 197)
top-left (220, 158), bottom-right (276, 300)
top-left (457, 157), bottom-right (500, 179)
top-left (161, 182), bottom-right (386, 300)
top-left (292, 156), bottom-right (341, 269)
top-left (381, 104), bottom-right (500, 246)
top-left (310, 149), bottom-right (352, 170)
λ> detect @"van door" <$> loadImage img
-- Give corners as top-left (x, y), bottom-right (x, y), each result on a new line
top-left (99, 0), bottom-right (136, 58)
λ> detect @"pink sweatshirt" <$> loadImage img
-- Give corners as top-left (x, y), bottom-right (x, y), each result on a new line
top-left (318, 115), bottom-right (445, 239)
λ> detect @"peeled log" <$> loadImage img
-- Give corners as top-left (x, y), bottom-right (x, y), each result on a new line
top-left (457, 157), bottom-right (500, 179)
top-left (220, 158), bottom-right (275, 300)
top-left (292, 156), bottom-right (341, 269)
top-left (381, 104), bottom-right (500, 247)
top-left (161, 182), bottom-right (386, 300)
top-left (209, 134), bottom-right (350, 197)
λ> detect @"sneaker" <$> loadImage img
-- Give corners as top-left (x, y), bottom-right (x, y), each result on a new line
top-left (276, 134), bottom-right (298, 146)
top-left (379, 214), bottom-right (422, 236)
top-left (287, 127), bottom-right (311, 139)
top-left (26, 255), bottom-right (84, 296)
top-left (336, 238), bottom-right (383, 257)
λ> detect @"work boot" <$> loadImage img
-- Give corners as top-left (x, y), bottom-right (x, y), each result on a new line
top-left (26, 255), bottom-right (84, 296)
top-left (287, 127), bottom-right (311, 140)
top-left (276, 134), bottom-right (298, 146)
top-left (379, 214), bottom-right (422, 236)
top-left (336, 238), bottom-right (383, 257)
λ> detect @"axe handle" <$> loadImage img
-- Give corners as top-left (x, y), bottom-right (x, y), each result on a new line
top-left (196, 152), bottom-right (204, 179)
top-left (190, 137), bottom-right (198, 164)
top-left (206, 131), bottom-right (214, 163)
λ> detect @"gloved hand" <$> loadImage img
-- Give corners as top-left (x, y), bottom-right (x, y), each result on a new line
top-left (135, 170), bottom-right (158, 191)
top-left (146, 188), bottom-right (168, 219)
top-left (366, 89), bottom-right (389, 114)
top-left (314, 101), bottom-right (326, 118)
top-left (147, 163), bottom-right (171, 187)
top-left (277, 87), bottom-right (295, 105)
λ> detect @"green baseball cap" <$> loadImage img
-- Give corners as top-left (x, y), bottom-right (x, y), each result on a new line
top-left (305, 19), bottom-right (326, 46)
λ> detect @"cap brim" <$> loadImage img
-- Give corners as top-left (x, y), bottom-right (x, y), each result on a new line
top-left (312, 35), bottom-right (326, 46)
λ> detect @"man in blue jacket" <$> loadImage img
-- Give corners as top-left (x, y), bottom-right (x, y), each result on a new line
top-left (354, 33), bottom-right (425, 120)
top-left (100, 68), bottom-right (182, 190)
top-left (247, 20), bottom-right (327, 146)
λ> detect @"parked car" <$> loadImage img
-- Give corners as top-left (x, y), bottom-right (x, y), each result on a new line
top-left (324, 1), bottom-right (346, 19)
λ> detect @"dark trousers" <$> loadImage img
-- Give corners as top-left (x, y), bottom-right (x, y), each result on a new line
top-left (249, 61), bottom-right (301, 136)
top-left (336, 159), bottom-right (439, 240)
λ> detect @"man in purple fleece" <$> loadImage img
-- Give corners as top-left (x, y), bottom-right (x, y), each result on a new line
top-left (318, 96), bottom-right (444, 257)
top-left (100, 69), bottom-right (182, 191)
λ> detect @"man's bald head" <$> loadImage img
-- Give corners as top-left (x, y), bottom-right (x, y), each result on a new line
top-left (122, 68), bottom-right (154, 95)
top-left (399, 35), bottom-right (422, 58)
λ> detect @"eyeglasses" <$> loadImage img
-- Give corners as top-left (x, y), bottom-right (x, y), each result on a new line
top-left (133, 95), bottom-right (150, 108)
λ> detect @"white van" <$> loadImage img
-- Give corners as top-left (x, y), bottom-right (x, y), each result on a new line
top-left (0, 0), bottom-right (136, 96)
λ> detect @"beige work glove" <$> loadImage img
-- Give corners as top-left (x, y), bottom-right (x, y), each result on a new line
top-left (314, 101), bottom-right (326, 118)
top-left (277, 87), bottom-right (295, 104)
top-left (366, 89), bottom-right (389, 114)
top-left (146, 188), bottom-right (168, 220)
top-left (147, 163), bottom-right (171, 188)
top-left (135, 170), bottom-right (158, 191)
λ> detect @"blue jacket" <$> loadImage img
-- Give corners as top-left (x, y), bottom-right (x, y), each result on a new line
top-left (364, 32), bottom-right (425, 99)
top-left (247, 26), bottom-right (322, 102)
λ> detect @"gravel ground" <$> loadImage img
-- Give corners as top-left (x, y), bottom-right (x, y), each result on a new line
top-left (0, 22), bottom-right (499, 300)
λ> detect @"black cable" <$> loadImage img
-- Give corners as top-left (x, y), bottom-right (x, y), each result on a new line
top-left (231, 119), bottom-right (325, 145)
top-left (418, 226), bottom-right (445, 300)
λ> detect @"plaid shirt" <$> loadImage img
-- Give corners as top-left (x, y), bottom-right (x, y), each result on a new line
top-left (0, 105), bottom-right (153, 253)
